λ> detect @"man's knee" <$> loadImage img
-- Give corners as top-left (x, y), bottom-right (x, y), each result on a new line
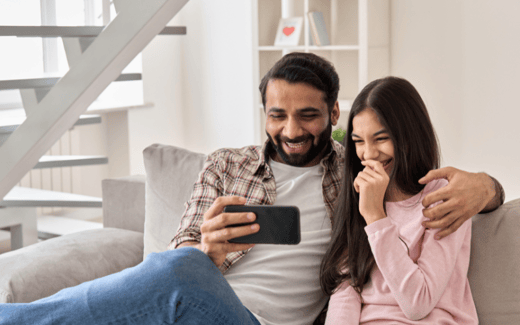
top-left (144, 247), bottom-right (219, 280)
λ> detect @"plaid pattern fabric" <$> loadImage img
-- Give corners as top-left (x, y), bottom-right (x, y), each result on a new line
top-left (169, 139), bottom-right (345, 273)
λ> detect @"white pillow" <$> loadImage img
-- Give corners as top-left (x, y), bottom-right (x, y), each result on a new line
top-left (142, 144), bottom-right (206, 259)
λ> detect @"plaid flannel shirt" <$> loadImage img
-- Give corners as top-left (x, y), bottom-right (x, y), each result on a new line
top-left (168, 139), bottom-right (345, 272)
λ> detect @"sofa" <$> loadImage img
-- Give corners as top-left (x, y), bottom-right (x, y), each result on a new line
top-left (0, 143), bottom-right (519, 324)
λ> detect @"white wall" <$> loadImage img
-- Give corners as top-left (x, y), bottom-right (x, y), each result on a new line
top-left (390, 0), bottom-right (520, 201)
top-left (127, 0), bottom-right (256, 175)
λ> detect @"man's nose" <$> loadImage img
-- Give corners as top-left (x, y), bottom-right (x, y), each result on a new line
top-left (283, 117), bottom-right (304, 140)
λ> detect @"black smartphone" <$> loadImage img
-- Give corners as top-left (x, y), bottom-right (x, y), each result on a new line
top-left (223, 205), bottom-right (301, 245)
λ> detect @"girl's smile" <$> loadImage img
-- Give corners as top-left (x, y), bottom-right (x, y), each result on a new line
top-left (351, 108), bottom-right (395, 176)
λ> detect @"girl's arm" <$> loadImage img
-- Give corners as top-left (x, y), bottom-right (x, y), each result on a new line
top-left (365, 208), bottom-right (471, 321)
top-left (325, 281), bottom-right (362, 325)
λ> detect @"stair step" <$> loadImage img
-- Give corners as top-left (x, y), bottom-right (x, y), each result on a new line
top-left (0, 73), bottom-right (141, 90)
top-left (1, 187), bottom-right (102, 208)
top-left (35, 155), bottom-right (108, 169)
top-left (37, 216), bottom-right (102, 239)
top-left (0, 110), bottom-right (101, 134)
top-left (0, 26), bottom-right (186, 38)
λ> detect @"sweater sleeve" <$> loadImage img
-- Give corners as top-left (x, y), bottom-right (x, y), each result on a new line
top-left (325, 281), bottom-right (362, 325)
top-left (364, 216), bottom-right (471, 321)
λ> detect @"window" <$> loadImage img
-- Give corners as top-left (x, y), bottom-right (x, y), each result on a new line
top-left (0, 0), bottom-right (142, 111)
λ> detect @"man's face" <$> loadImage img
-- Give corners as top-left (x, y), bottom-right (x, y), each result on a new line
top-left (265, 79), bottom-right (339, 167)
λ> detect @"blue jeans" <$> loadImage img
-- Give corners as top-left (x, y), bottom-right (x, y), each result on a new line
top-left (0, 247), bottom-right (261, 325)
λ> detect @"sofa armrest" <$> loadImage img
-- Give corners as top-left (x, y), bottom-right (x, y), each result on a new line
top-left (0, 228), bottom-right (143, 303)
top-left (469, 198), bottom-right (520, 324)
top-left (102, 175), bottom-right (145, 233)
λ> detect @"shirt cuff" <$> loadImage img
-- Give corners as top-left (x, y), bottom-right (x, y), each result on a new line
top-left (364, 217), bottom-right (393, 236)
top-left (170, 235), bottom-right (200, 249)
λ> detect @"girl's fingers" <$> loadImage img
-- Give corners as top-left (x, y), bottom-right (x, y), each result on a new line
top-left (362, 166), bottom-right (379, 178)
top-left (361, 160), bottom-right (386, 175)
top-left (354, 174), bottom-right (368, 193)
top-left (353, 180), bottom-right (360, 193)
top-left (356, 171), bottom-right (371, 184)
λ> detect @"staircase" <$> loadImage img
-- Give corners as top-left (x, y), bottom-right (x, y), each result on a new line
top-left (0, 0), bottom-right (189, 250)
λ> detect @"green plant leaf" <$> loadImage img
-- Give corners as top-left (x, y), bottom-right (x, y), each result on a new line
top-left (332, 128), bottom-right (347, 143)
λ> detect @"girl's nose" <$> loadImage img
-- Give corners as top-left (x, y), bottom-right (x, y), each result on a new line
top-left (363, 143), bottom-right (379, 160)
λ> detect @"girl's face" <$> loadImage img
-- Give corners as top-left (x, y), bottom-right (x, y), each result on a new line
top-left (351, 108), bottom-right (395, 175)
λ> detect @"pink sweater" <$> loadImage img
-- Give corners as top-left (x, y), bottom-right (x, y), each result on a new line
top-left (325, 179), bottom-right (478, 324)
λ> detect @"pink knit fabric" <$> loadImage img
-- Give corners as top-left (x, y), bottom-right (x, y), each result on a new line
top-left (326, 179), bottom-right (478, 324)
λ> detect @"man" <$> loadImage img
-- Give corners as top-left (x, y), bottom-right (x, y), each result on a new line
top-left (0, 53), bottom-right (504, 324)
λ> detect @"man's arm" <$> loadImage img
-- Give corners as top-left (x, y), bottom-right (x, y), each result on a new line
top-left (480, 175), bottom-right (505, 212)
top-left (419, 167), bottom-right (505, 239)
top-left (168, 153), bottom-right (259, 268)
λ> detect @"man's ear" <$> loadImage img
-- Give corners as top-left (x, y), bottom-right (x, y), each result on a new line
top-left (330, 101), bottom-right (340, 126)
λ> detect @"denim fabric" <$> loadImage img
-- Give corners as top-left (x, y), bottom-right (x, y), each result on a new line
top-left (0, 247), bottom-right (261, 325)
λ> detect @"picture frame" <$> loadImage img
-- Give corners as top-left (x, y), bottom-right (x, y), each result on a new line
top-left (274, 17), bottom-right (303, 46)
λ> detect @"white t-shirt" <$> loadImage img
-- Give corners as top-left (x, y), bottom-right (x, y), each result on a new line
top-left (224, 159), bottom-right (331, 325)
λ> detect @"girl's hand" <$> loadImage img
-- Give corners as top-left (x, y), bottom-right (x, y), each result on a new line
top-left (353, 160), bottom-right (389, 225)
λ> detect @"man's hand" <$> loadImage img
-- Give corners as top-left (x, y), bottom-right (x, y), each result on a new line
top-left (419, 167), bottom-right (495, 240)
top-left (198, 196), bottom-right (259, 267)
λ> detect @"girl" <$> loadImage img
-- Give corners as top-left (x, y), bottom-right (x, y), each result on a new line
top-left (320, 77), bottom-right (478, 324)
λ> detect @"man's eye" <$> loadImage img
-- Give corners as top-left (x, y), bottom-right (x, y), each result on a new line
top-left (270, 115), bottom-right (283, 119)
top-left (302, 115), bottom-right (318, 119)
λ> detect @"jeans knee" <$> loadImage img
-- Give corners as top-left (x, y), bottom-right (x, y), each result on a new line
top-left (145, 247), bottom-right (216, 277)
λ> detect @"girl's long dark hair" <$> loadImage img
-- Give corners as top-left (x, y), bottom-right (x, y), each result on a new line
top-left (320, 76), bottom-right (440, 297)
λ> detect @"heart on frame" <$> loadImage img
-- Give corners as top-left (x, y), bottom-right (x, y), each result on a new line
top-left (283, 26), bottom-right (295, 36)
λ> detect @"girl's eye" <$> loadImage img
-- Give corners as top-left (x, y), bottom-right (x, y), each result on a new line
top-left (377, 137), bottom-right (389, 141)
top-left (352, 139), bottom-right (363, 144)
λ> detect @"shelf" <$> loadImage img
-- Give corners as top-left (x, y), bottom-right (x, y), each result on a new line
top-left (1, 186), bottom-right (102, 208)
top-left (34, 155), bottom-right (108, 169)
top-left (258, 45), bottom-right (360, 51)
top-left (0, 102), bottom-right (151, 135)
top-left (0, 26), bottom-right (186, 38)
top-left (307, 45), bottom-right (360, 51)
top-left (258, 46), bottom-right (305, 51)
top-left (0, 73), bottom-right (142, 90)
top-left (0, 111), bottom-right (101, 134)
top-left (86, 102), bottom-right (153, 114)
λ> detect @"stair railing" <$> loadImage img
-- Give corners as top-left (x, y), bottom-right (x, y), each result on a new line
top-left (0, 0), bottom-right (189, 199)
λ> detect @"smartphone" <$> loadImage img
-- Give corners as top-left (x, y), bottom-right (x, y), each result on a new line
top-left (223, 205), bottom-right (301, 245)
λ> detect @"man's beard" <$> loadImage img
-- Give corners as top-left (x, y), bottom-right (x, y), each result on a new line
top-left (267, 122), bottom-right (332, 167)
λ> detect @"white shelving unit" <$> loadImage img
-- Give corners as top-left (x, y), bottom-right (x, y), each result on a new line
top-left (252, 0), bottom-right (389, 143)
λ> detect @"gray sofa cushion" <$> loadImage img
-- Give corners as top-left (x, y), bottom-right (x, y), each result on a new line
top-left (102, 175), bottom-right (146, 233)
top-left (142, 143), bottom-right (206, 259)
top-left (0, 228), bottom-right (143, 303)
top-left (469, 198), bottom-right (520, 324)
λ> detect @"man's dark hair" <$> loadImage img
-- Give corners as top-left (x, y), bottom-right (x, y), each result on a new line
top-left (259, 52), bottom-right (340, 112)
